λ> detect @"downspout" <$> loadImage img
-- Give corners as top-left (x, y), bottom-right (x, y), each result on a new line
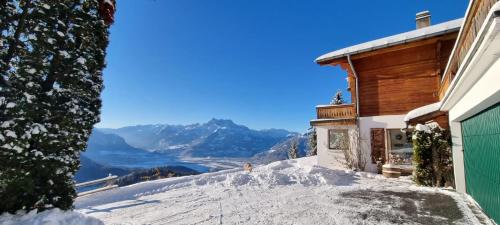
top-left (347, 54), bottom-right (363, 170)
top-left (347, 54), bottom-right (359, 116)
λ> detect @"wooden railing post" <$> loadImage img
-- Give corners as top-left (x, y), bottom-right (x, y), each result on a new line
top-left (76, 175), bottom-right (118, 197)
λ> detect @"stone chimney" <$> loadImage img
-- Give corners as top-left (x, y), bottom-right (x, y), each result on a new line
top-left (416, 11), bottom-right (431, 29)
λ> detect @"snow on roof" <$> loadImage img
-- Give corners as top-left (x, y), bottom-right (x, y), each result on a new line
top-left (316, 18), bottom-right (463, 63)
top-left (404, 101), bottom-right (442, 122)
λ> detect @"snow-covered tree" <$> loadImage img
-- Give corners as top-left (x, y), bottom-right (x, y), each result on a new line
top-left (307, 127), bottom-right (317, 156)
top-left (412, 123), bottom-right (453, 187)
top-left (288, 140), bottom-right (299, 159)
top-left (0, 0), bottom-right (115, 213)
top-left (330, 90), bottom-right (344, 105)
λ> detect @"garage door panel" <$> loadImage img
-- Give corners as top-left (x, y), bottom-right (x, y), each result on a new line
top-left (462, 103), bottom-right (500, 223)
top-left (464, 135), bottom-right (500, 172)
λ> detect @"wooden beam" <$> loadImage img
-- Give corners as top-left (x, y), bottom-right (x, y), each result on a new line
top-left (310, 119), bottom-right (356, 126)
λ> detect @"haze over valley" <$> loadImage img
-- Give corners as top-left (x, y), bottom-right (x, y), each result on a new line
top-left (77, 119), bottom-right (307, 182)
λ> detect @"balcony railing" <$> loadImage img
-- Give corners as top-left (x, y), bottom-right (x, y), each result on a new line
top-left (316, 104), bottom-right (356, 119)
top-left (439, 0), bottom-right (499, 99)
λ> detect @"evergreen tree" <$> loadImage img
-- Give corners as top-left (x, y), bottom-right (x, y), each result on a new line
top-left (330, 89), bottom-right (344, 105)
top-left (288, 140), bottom-right (299, 159)
top-left (307, 127), bottom-right (317, 156)
top-left (0, 0), bottom-right (115, 213)
top-left (412, 123), bottom-right (453, 187)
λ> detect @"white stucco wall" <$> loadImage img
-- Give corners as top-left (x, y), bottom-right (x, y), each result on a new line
top-left (315, 125), bottom-right (356, 170)
top-left (358, 115), bottom-right (407, 172)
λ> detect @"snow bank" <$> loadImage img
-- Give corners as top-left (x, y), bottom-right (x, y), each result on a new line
top-left (76, 157), bottom-right (359, 208)
top-left (0, 208), bottom-right (103, 225)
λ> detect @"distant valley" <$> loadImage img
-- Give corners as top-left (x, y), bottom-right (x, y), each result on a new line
top-left (77, 119), bottom-right (308, 182)
top-left (98, 118), bottom-right (298, 157)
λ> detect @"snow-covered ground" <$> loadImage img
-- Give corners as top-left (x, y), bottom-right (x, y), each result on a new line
top-left (0, 208), bottom-right (103, 225)
top-left (177, 155), bottom-right (251, 171)
top-left (71, 156), bottom-right (490, 225)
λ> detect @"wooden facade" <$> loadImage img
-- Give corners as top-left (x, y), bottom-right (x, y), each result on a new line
top-left (327, 33), bottom-right (458, 117)
top-left (439, 0), bottom-right (499, 99)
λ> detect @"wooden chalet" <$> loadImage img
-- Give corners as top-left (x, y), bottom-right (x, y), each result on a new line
top-left (312, 11), bottom-right (461, 170)
top-left (312, 1), bottom-right (500, 222)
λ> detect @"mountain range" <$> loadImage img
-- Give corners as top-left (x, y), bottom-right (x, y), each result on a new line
top-left (83, 130), bottom-right (209, 171)
top-left (78, 119), bottom-right (309, 182)
top-left (99, 118), bottom-right (298, 158)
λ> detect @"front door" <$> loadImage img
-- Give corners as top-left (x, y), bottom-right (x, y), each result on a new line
top-left (371, 128), bottom-right (386, 163)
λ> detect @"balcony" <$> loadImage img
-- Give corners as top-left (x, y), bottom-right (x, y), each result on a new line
top-left (311, 103), bottom-right (357, 126)
top-left (439, 0), bottom-right (499, 99)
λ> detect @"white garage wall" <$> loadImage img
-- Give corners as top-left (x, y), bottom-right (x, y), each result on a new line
top-left (449, 58), bottom-right (500, 122)
top-left (447, 58), bottom-right (500, 194)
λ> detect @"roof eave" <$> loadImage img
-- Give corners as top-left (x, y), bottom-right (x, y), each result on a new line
top-left (315, 20), bottom-right (462, 65)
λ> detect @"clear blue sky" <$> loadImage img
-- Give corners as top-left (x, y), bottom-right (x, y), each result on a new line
top-left (97, 0), bottom-right (468, 132)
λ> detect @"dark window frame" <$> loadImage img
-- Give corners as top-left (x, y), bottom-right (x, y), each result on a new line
top-left (328, 129), bottom-right (349, 150)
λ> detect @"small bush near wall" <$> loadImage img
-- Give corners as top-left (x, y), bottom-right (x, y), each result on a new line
top-left (412, 123), bottom-right (453, 187)
top-left (337, 128), bottom-right (366, 171)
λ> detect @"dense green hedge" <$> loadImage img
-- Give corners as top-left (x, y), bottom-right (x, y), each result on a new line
top-left (412, 123), bottom-right (453, 187)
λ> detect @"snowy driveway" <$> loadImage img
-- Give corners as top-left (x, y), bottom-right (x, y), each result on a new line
top-left (76, 157), bottom-right (489, 225)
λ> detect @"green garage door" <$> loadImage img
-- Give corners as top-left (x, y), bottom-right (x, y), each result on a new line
top-left (462, 103), bottom-right (500, 223)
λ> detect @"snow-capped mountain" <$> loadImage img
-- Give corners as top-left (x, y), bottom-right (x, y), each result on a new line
top-left (98, 119), bottom-right (298, 158)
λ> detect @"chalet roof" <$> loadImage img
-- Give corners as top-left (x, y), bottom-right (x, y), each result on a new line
top-left (404, 101), bottom-right (441, 122)
top-left (316, 18), bottom-right (463, 64)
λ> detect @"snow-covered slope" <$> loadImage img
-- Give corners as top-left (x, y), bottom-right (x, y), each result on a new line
top-left (74, 157), bottom-right (486, 225)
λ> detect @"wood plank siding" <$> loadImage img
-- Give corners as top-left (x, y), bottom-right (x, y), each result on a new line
top-left (438, 0), bottom-right (499, 99)
top-left (348, 37), bottom-right (457, 117)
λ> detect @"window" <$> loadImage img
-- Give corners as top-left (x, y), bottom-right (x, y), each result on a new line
top-left (387, 129), bottom-right (413, 165)
top-left (328, 129), bottom-right (348, 150)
